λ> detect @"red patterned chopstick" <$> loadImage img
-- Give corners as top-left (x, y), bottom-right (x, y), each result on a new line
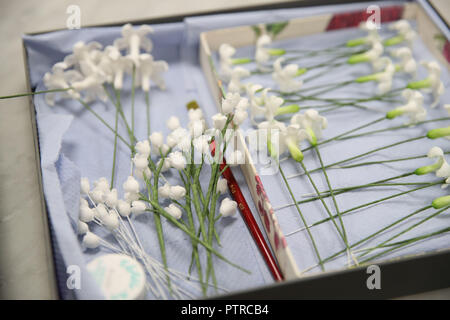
top-left (210, 140), bottom-right (283, 282)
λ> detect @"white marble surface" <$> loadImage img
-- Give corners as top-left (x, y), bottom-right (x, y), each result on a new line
top-left (0, 0), bottom-right (448, 299)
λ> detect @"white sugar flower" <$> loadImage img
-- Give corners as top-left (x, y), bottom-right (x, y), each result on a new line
top-left (94, 203), bottom-right (108, 220)
top-left (166, 116), bottom-right (181, 131)
top-left (219, 43), bottom-right (236, 81)
top-left (135, 140), bottom-right (151, 157)
top-left (220, 198), bottom-right (237, 217)
top-left (291, 109), bottom-right (327, 146)
top-left (272, 57), bottom-right (303, 93)
top-left (137, 53), bottom-right (168, 91)
top-left (212, 113), bottom-right (228, 130)
top-left (149, 132), bottom-right (164, 150)
top-left (104, 188), bottom-right (118, 208)
top-left (246, 83), bottom-right (266, 124)
top-left (82, 232), bottom-right (101, 249)
top-left (77, 220), bottom-right (89, 235)
top-left (156, 158), bottom-right (171, 173)
top-left (134, 167), bottom-right (152, 181)
top-left (117, 199), bottom-right (131, 217)
top-left (114, 23), bottom-right (153, 66)
top-left (227, 67), bottom-right (250, 93)
top-left (63, 41), bottom-right (104, 77)
top-left (79, 206), bottom-right (95, 222)
top-left (189, 119), bottom-right (206, 138)
top-left (387, 89), bottom-right (426, 124)
top-left (123, 176), bottom-right (140, 194)
top-left (357, 57), bottom-right (396, 94)
top-left (391, 47), bottom-right (417, 78)
top-left (80, 177), bottom-right (90, 195)
top-left (165, 204), bottom-right (183, 220)
top-left (43, 64), bottom-right (82, 105)
top-left (168, 151), bottom-right (187, 170)
top-left (133, 154), bottom-right (148, 170)
top-left (255, 35), bottom-right (272, 69)
top-left (167, 127), bottom-right (189, 148)
top-left (131, 200), bottom-right (147, 215)
top-left (233, 109), bottom-right (248, 126)
top-left (193, 135), bottom-right (210, 155)
top-left (70, 73), bottom-right (108, 103)
top-left (124, 192), bottom-right (140, 203)
top-left (102, 214), bottom-right (119, 231)
top-left (217, 178), bottom-right (228, 194)
top-left (348, 39), bottom-right (383, 64)
top-left (388, 20), bottom-right (416, 47)
top-left (408, 61), bottom-right (444, 108)
top-left (188, 109), bottom-right (204, 122)
top-left (281, 124), bottom-right (308, 162)
top-left (261, 89), bottom-right (284, 123)
top-left (222, 92), bottom-right (246, 114)
top-left (158, 183), bottom-right (171, 198)
top-left (103, 45), bottom-right (133, 89)
top-left (416, 147), bottom-right (450, 188)
top-left (90, 189), bottom-right (104, 204)
top-left (169, 185), bottom-right (186, 200)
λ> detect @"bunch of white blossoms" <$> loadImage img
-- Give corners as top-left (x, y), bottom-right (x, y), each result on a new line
top-left (386, 89), bottom-right (426, 125)
top-left (272, 57), bottom-right (303, 93)
top-left (43, 23), bottom-right (168, 105)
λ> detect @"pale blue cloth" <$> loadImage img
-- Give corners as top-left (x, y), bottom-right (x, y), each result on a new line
top-left (23, 0), bottom-right (442, 299)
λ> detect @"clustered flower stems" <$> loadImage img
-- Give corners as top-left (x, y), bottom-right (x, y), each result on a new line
top-left (277, 160), bottom-right (325, 271)
top-left (299, 205), bottom-right (450, 272)
top-left (294, 152), bottom-right (353, 265)
top-left (290, 180), bottom-right (444, 232)
top-left (288, 135), bottom-right (428, 179)
top-left (356, 205), bottom-right (450, 260)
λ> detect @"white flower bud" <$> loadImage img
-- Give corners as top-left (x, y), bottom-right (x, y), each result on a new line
top-left (102, 213), bottom-right (119, 231)
top-left (131, 200), bottom-right (147, 215)
top-left (212, 113), bottom-right (228, 130)
top-left (169, 185), bottom-right (186, 200)
top-left (156, 158), bottom-right (171, 172)
top-left (123, 176), bottom-right (140, 194)
top-left (165, 204), bottom-right (183, 220)
top-left (77, 220), bottom-right (89, 234)
top-left (104, 188), bottom-right (118, 208)
top-left (80, 197), bottom-right (89, 209)
top-left (124, 192), bottom-right (140, 203)
top-left (222, 92), bottom-right (241, 114)
top-left (189, 120), bottom-right (205, 138)
top-left (94, 177), bottom-right (110, 193)
top-left (160, 144), bottom-right (170, 155)
top-left (80, 206), bottom-right (95, 222)
top-left (220, 198), bottom-right (238, 217)
top-left (217, 178), bottom-right (228, 194)
top-left (135, 140), bottom-right (151, 157)
top-left (135, 167), bottom-right (152, 181)
top-left (233, 110), bottom-right (248, 126)
top-left (82, 232), bottom-right (100, 249)
top-left (158, 183), bottom-right (171, 198)
top-left (168, 151), bottom-right (186, 170)
top-left (167, 116), bottom-right (181, 131)
top-left (90, 189), bottom-right (104, 204)
top-left (94, 203), bottom-right (108, 219)
top-left (193, 135), bottom-right (210, 155)
top-left (188, 109), bottom-right (203, 121)
top-left (80, 177), bottom-right (90, 195)
top-left (117, 199), bottom-right (131, 217)
top-left (149, 132), bottom-right (164, 150)
top-left (133, 154), bottom-right (148, 170)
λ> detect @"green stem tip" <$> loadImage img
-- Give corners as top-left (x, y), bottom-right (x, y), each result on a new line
top-left (432, 195), bottom-right (450, 209)
top-left (427, 127), bottom-right (450, 139)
